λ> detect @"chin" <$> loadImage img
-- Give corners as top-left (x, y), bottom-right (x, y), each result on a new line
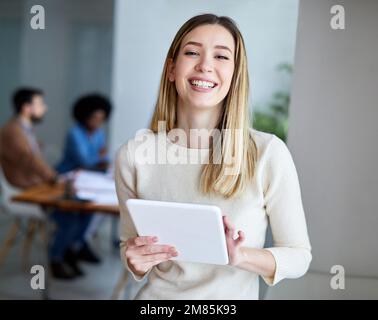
top-left (189, 99), bottom-right (220, 110)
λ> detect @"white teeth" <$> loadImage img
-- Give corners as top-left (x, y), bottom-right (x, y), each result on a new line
top-left (190, 80), bottom-right (215, 88)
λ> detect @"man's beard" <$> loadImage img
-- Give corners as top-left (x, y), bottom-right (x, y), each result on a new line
top-left (31, 115), bottom-right (44, 124)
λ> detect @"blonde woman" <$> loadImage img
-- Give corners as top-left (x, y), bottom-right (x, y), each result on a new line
top-left (115, 14), bottom-right (312, 299)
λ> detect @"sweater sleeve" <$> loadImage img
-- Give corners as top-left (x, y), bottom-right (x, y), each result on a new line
top-left (114, 140), bottom-right (151, 282)
top-left (261, 135), bottom-right (312, 286)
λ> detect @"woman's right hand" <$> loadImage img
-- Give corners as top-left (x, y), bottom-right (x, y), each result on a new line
top-left (125, 236), bottom-right (178, 278)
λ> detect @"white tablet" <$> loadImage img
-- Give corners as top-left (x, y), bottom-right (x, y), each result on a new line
top-left (126, 199), bottom-right (229, 265)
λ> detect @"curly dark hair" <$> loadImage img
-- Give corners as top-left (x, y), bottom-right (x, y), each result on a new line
top-left (72, 94), bottom-right (112, 125)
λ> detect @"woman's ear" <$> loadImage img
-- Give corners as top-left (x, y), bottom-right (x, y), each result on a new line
top-left (167, 58), bottom-right (175, 82)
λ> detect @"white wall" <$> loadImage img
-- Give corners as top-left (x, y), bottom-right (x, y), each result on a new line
top-left (109, 0), bottom-right (299, 154)
top-left (266, 0), bottom-right (378, 299)
top-left (0, 0), bottom-right (23, 125)
top-left (19, 0), bottom-right (71, 164)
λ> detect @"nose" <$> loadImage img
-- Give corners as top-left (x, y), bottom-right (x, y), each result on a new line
top-left (195, 54), bottom-right (213, 73)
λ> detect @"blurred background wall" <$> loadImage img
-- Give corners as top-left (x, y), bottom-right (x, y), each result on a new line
top-left (265, 0), bottom-right (378, 299)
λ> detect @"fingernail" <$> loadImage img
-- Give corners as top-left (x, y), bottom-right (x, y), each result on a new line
top-left (153, 237), bottom-right (158, 242)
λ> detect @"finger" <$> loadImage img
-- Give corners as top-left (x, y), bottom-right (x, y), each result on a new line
top-left (237, 230), bottom-right (245, 244)
top-left (141, 251), bottom-right (178, 263)
top-left (223, 215), bottom-right (234, 229)
top-left (226, 223), bottom-right (235, 238)
top-left (223, 216), bottom-right (239, 240)
top-left (144, 257), bottom-right (173, 270)
top-left (136, 245), bottom-right (176, 255)
top-left (223, 216), bottom-right (227, 232)
top-left (223, 216), bottom-right (230, 232)
top-left (127, 236), bottom-right (158, 247)
top-left (151, 250), bottom-right (179, 265)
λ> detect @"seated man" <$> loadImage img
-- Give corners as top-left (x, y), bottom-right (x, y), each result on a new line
top-left (0, 87), bottom-right (57, 188)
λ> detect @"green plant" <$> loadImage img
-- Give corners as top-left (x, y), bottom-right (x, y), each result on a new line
top-left (252, 63), bottom-right (292, 142)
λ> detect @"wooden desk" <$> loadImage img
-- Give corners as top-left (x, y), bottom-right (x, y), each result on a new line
top-left (11, 182), bottom-right (119, 215)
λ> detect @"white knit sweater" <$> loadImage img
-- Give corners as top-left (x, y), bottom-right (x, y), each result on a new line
top-left (115, 128), bottom-right (312, 299)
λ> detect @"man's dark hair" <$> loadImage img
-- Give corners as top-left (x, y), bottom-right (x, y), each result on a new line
top-left (12, 87), bottom-right (43, 114)
top-left (72, 94), bottom-right (112, 125)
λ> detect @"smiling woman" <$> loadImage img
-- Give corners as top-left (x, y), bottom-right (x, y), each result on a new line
top-left (151, 14), bottom-right (254, 195)
top-left (115, 14), bottom-right (312, 300)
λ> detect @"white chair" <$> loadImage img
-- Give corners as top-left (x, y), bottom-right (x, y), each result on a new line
top-left (0, 167), bottom-right (47, 269)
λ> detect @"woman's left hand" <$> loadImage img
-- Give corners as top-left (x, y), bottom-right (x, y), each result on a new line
top-left (222, 215), bottom-right (246, 266)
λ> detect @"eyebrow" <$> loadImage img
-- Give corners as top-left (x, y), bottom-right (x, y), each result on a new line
top-left (183, 41), bottom-right (233, 54)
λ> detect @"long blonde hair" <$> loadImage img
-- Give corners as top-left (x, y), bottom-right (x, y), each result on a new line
top-left (150, 14), bottom-right (257, 199)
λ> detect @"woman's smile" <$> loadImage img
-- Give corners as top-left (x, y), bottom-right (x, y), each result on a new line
top-left (188, 77), bottom-right (218, 93)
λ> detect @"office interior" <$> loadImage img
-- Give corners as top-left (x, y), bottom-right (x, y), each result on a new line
top-left (0, 0), bottom-right (377, 299)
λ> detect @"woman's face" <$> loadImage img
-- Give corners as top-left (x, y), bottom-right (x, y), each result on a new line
top-left (169, 24), bottom-right (235, 110)
top-left (86, 109), bottom-right (106, 132)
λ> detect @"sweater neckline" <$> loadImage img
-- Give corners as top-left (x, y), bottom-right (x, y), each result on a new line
top-left (165, 136), bottom-right (210, 152)
top-left (165, 135), bottom-right (210, 164)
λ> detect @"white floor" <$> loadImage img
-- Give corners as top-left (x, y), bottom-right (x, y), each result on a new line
top-left (264, 271), bottom-right (378, 300)
top-left (0, 212), bottom-right (143, 300)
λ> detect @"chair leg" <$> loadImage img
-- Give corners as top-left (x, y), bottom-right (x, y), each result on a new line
top-left (111, 269), bottom-right (129, 300)
top-left (37, 218), bottom-right (51, 300)
top-left (0, 218), bottom-right (21, 268)
top-left (37, 220), bottom-right (48, 251)
top-left (21, 219), bottom-right (37, 271)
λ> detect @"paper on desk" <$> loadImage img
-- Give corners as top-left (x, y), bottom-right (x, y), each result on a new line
top-left (76, 190), bottom-right (119, 206)
top-left (73, 170), bottom-right (118, 205)
top-left (73, 170), bottom-right (116, 192)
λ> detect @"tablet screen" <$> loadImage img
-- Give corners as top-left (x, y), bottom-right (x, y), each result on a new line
top-left (126, 199), bottom-right (229, 265)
